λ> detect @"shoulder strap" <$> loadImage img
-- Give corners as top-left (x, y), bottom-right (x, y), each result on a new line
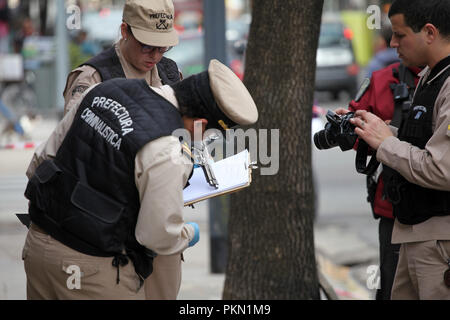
top-left (81, 46), bottom-right (126, 81)
top-left (157, 57), bottom-right (181, 85)
top-left (398, 63), bottom-right (416, 90)
top-left (390, 64), bottom-right (416, 128)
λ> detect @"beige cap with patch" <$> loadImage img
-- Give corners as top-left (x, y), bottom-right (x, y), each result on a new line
top-left (208, 59), bottom-right (258, 128)
top-left (123, 0), bottom-right (179, 47)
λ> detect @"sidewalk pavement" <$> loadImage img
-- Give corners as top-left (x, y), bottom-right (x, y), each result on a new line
top-left (0, 204), bottom-right (378, 300)
top-left (0, 116), bottom-right (379, 300)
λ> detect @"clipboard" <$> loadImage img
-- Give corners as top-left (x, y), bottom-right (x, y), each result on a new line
top-left (183, 149), bottom-right (253, 206)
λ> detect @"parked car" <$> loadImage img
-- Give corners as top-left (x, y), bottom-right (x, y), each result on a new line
top-left (314, 19), bottom-right (359, 99)
top-left (165, 16), bottom-right (249, 79)
top-left (165, 30), bottom-right (204, 77)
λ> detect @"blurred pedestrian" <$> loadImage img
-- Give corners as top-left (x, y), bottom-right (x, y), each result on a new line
top-left (0, 98), bottom-right (25, 138)
top-left (0, 0), bottom-right (9, 53)
top-left (62, 0), bottom-right (184, 300)
top-left (365, 24), bottom-right (400, 78)
top-left (13, 17), bottom-right (37, 54)
top-left (22, 60), bottom-right (258, 299)
top-left (69, 30), bottom-right (101, 70)
top-left (336, 60), bottom-right (421, 299)
top-left (348, 0), bottom-right (450, 300)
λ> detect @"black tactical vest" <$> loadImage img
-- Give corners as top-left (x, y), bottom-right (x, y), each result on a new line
top-left (81, 46), bottom-right (181, 85)
top-left (384, 57), bottom-right (450, 225)
top-left (25, 78), bottom-right (184, 280)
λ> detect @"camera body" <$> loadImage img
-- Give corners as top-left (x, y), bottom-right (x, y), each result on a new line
top-left (313, 110), bottom-right (357, 151)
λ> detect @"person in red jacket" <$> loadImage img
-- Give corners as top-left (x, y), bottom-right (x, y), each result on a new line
top-left (337, 61), bottom-right (421, 299)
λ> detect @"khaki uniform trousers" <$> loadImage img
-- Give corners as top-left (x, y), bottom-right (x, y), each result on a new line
top-left (144, 254), bottom-right (182, 300)
top-left (391, 240), bottom-right (450, 299)
top-left (23, 225), bottom-right (145, 300)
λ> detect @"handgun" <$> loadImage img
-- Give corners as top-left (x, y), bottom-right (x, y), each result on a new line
top-left (192, 138), bottom-right (219, 189)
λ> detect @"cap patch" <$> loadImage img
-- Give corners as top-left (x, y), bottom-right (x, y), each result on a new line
top-left (149, 13), bottom-right (173, 30)
top-left (123, 0), bottom-right (178, 47)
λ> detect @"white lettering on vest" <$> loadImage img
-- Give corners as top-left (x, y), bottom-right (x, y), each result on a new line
top-left (90, 96), bottom-right (135, 136)
top-left (81, 108), bottom-right (122, 150)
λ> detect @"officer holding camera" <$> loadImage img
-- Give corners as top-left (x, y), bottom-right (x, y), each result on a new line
top-left (348, 0), bottom-right (450, 299)
top-left (317, 0), bottom-right (450, 300)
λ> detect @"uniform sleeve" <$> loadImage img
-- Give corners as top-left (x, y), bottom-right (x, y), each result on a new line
top-left (63, 65), bottom-right (102, 116)
top-left (377, 78), bottom-right (450, 191)
top-left (134, 136), bottom-right (195, 255)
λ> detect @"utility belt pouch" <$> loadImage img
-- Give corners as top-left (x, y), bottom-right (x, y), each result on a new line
top-left (384, 170), bottom-right (450, 225)
top-left (126, 245), bottom-right (157, 281)
top-left (34, 159), bottom-right (62, 184)
top-left (67, 182), bottom-right (125, 253)
top-left (25, 160), bottom-right (62, 214)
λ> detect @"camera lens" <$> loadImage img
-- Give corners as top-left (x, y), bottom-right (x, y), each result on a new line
top-left (314, 129), bottom-right (337, 150)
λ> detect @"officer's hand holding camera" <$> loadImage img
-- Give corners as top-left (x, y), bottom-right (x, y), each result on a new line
top-left (349, 110), bottom-right (394, 150)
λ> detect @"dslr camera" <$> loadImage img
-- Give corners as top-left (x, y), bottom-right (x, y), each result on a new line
top-left (313, 110), bottom-right (357, 151)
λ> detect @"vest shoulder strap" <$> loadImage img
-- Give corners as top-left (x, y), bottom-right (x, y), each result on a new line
top-left (157, 56), bottom-right (181, 85)
top-left (398, 63), bottom-right (416, 89)
top-left (81, 46), bottom-right (126, 81)
top-left (390, 64), bottom-right (416, 128)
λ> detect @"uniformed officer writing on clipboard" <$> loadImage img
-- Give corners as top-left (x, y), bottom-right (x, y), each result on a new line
top-left (22, 59), bottom-right (258, 299)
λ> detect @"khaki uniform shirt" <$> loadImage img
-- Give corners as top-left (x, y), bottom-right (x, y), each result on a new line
top-left (26, 84), bottom-right (195, 256)
top-left (62, 40), bottom-right (163, 115)
top-left (376, 66), bottom-right (450, 243)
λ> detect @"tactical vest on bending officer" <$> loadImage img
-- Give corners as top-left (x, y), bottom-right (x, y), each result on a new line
top-left (25, 78), bottom-right (184, 282)
top-left (81, 46), bottom-right (181, 84)
top-left (383, 59), bottom-right (450, 225)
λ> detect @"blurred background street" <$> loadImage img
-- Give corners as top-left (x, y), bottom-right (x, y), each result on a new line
top-left (0, 0), bottom-right (397, 300)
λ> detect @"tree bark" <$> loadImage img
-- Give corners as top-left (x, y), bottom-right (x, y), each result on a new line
top-left (223, 0), bottom-right (323, 300)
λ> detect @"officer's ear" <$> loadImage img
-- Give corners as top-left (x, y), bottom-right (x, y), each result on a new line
top-left (120, 22), bottom-right (129, 40)
top-left (422, 23), bottom-right (438, 44)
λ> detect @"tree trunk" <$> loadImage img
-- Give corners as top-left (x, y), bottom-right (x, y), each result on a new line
top-left (223, 0), bottom-right (323, 299)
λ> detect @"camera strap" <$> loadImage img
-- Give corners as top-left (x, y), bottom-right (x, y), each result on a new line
top-left (355, 139), bottom-right (380, 176)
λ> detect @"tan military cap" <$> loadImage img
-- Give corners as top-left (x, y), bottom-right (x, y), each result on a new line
top-left (171, 59), bottom-right (258, 131)
top-left (208, 59), bottom-right (258, 128)
top-left (123, 0), bottom-right (179, 47)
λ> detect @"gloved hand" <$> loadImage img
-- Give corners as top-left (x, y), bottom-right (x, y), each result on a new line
top-left (186, 222), bottom-right (200, 247)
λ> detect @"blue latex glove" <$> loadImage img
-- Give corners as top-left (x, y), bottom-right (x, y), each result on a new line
top-left (186, 222), bottom-right (200, 247)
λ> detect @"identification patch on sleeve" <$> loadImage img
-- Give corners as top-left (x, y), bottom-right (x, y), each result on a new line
top-left (71, 85), bottom-right (89, 96)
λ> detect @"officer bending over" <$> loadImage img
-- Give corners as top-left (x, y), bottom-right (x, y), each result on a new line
top-left (22, 59), bottom-right (258, 299)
